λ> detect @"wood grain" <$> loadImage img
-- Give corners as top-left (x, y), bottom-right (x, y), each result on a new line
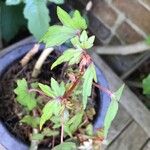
top-left (91, 53), bottom-right (150, 137)
top-left (106, 122), bottom-right (148, 150)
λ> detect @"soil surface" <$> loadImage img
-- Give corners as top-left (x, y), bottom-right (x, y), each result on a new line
top-left (0, 51), bottom-right (99, 149)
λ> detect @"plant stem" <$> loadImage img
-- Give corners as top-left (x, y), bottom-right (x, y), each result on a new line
top-left (30, 110), bottom-right (39, 150)
top-left (20, 44), bottom-right (40, 66)
top-left (93, 82), bottom-right (113, 97)
top-left (60, 114), bottom-right (64, 144)
top-left (32, 47), bottom-right (54, 78)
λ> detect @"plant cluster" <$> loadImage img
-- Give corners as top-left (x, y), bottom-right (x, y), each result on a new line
top-left (14, 7), bottom-right (124, 150)
top-left (1, 0), bottom-right (64, 42)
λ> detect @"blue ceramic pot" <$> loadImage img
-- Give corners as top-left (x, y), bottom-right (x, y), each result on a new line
top-left (0, 43), bottom-right (111, 150)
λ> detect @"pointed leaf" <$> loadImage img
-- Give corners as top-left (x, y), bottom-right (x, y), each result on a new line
top-left (51, 49), bottom-right (76, 69)
top-left (42, 128), bottom-right (59, 137)
top-left (40, 100), bottom-right (62, 129)
top-left (41, 25), bottom-right (76, 47)
top-left (51, 78), bottom-right (65, 96)
top-left (104, 85), bottom-right (124, 138)
top-left (57, 6), bottom-right (73, 28)
top-left (80, 30), bottom-right (88, 42)
top-left (38, 83), bottom-right (55, 97)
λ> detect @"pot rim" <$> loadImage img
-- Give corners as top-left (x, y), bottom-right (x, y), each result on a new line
top-left (0, 43), bottom-right (111, 149)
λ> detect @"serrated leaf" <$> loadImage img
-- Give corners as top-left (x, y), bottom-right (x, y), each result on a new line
top-left (142, 74), bottom-right (150, 95)
top-left (51, 49), bottom-right (76, 69)
top-left (52, 142), bottom-right (77, 150)
top-left (49, 0), bottom-right (64, 4)
top-left (42, 128), bottom-right (59, 137)
top-left (72, 10), bottom-right (87, 30)
top-left (38, 83), bottom-right (55, 98)
top-left (0, 2), bottom-right (26, 42)
top-left (6, 0), bottom-right (22, 5)
top-left (82, 63), bottom-right (97, 109)
top-left (23, 0), bottom-right (50, 40)
top-left (51, 78), bottom-right (65, 96)
top-left (57, 6), bottom-right (73, 28)
top-left (57, 7), bottom-right (87, 30)
top-left (14, 78), bottom-right (37, 110)
top-left (32, 133), bottom-right (44, 140)
top-left (21, 115), bottom-right (40, 128)
top-left (104, 85), bottom-right (124, 138)
top-left (80, 30), bottom-right (88, 42)
top-left (41, 25), bottom-right (76, 47)
top-left (40, 100), bottom-right (62, 129)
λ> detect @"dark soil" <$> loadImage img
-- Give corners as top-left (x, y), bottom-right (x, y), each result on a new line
top-left (0, 50), bottom-right (99, 149)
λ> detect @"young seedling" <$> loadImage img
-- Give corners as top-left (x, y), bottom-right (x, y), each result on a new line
top-left (14, 7), bottom-right (124, 150)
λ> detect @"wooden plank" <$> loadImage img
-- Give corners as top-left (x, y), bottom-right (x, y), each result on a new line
top-left (142, 140), bottom-right (150, 150)
top-left (91, 53), bottom-right (150, 137)
top-left (106, 105), bottom-right (133, 144)
top-left (106, 122), bottom-right (149, 150)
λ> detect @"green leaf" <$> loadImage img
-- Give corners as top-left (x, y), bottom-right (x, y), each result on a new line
top-left (0, 2), bottom-right (26, 42)
top-left (40, 100), bottom-right (62, 129)
top-left (23, 0), bottom-right (50, 40)
top-left (51, 78), bottom-right (65, 96)
top-left (52, 142), bottom-right (77, 150)
top-left (80, 30), bottom-right (88, 42)
top-left (145, 36), bottom-right (150, 45)
top-left (51, 49), bottom-right (77, 69)
top-left (57, 6), bottom-right (73, 28)
top-left (42, 128), bottom-right (59, 137)
top-left (49, 0), bottom-right (64, 4)
top-left (71, 36), bottom-right (80, 48)
top-left (40, 25), bottom-right (76, 47)
top-left (85, 124), bottom-right (93, 136)
top-left (6, 0), bottom-right (22, 5)
top-left (72, 10), bottom-right (87, 30)
top-left (104, 85), bottom-right (124, 138)
top-left (66, 111), bottom-right (83, 134)
top-left (14, 78), bottom-right (37, 110)
top-left (31, 133), bottom-right (44, 140)
top-left (82, 63), bottom-right (97, 109)
top-left (112, 84), bottom-right (125, 102)
top-left (38, 83), bottom-right (55, 98)
top-left (57, 7), bottom-right (87, 30)
top-left (21, 115), bottom-right (40, 128)
top-left (142, 74), bottom-right (150, 95)
top-left (104, 99), bottom-right (118, 138)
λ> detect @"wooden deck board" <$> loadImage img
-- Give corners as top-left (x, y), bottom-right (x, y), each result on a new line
top-left (91, 53), bottom-right (150, 137)
top-left (107, 105), bottom-right (133, 144)
top-left (142, 140), bottom-right (150, 150)
top-left (106, 122), bottom-right (149, 150)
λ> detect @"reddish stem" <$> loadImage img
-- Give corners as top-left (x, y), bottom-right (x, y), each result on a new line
top-left (93, 82), bottom-right (113, 97)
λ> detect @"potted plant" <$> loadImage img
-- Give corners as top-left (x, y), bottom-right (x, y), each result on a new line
top-left (0, 7), bottom-right (124, 150)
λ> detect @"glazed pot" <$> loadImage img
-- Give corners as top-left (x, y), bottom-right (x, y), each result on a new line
top-left (0, 43), bottom-right (111, 150)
